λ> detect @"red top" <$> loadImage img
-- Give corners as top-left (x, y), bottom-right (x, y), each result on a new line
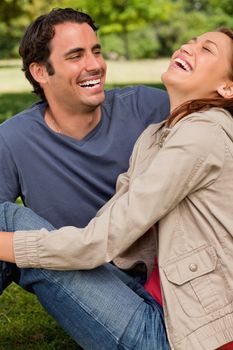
top-left (144, 258), bottom-right (163, 306)
top-left (144, 258), bottom-right (233, 350)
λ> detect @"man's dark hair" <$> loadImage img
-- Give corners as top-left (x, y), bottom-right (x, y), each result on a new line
top-left (19, 8), bottom-right (98, 101)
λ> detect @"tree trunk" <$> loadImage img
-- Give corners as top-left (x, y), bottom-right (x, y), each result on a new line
top-left (122, 24), bottom-right (130, 60)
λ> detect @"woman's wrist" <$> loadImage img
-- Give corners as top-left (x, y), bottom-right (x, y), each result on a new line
top-left (0, 231), bottom-right (15, 263)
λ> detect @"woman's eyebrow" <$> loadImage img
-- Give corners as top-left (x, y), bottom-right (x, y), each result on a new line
top-left (189, 37), bottom-right (218, 51)
top-left (205, 39), bottom-right (218, 48)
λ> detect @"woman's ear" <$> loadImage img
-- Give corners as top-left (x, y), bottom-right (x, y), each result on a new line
top-left (29, 62), bottom-right (48, 85)
top-left (217, 81), bottom-right (233, 99)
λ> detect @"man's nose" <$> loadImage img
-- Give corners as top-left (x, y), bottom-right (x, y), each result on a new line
top-left (85, 54), bottom-right (101, 71)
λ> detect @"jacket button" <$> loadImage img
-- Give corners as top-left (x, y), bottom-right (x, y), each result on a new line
top-left (189, 263), bottom-right (198, 272)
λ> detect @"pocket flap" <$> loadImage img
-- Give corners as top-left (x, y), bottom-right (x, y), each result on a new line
top-left (163, 246), bottom-right (217, 285)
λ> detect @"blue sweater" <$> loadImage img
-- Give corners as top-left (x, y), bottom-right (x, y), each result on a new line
top-left (0, 86), bottom-right (169, 227)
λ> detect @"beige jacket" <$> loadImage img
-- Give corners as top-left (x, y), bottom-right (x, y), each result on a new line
top-left (14, 108), bottom-right (233, 349)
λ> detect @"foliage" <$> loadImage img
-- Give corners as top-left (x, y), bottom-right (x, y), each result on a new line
top-left (102, 25), bottom-right (160, 60)
top-left (0, 92), bottom-right (38, 123)
top-left (153, 0), bottom-right (233, 57)
top-left (129, 26), bottom-right (160, 59)
top-left (182, 0), bottom-right (233, 14)
top-left (59, 0), bottom-right (179, 59)
top-left (154, 10), bottom-right (208, 56)
top-left (0, 0), bottom-right (51, 58)
top-left (0, 0), bottom-right (232, 60)
top-left (0, 0), bottom-right (25, 23)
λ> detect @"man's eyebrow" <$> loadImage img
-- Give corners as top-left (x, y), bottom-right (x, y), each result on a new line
top-left (64, 44), bottom-right (102, 57)
top-left (92, 43), bottom-right (102, 50)
top-left (64, 47), bottom-right (83, 57)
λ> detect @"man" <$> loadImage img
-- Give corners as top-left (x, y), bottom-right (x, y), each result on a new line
top-left (0, 8), bottom-right (169, 228)
top-left (0, 7), bottom-right (169, 344)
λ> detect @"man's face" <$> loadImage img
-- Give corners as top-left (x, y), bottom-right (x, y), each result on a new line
top-left (43, 22), bottom-right (107, 113)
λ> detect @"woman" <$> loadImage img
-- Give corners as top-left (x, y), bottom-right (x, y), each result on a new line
top-left (0, 28), bottom-right (233, 349)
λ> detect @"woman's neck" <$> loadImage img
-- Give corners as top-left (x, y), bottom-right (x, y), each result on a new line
top-left (168, 92), bottom-right (186, 115)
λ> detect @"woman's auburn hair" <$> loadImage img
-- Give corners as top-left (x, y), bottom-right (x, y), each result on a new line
top-left (166, 27), bottom-right (233, 127)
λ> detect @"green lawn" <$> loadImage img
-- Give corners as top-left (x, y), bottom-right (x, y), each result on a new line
top-left (0, 61), bottom-right (165, 349)
top-left (0, 284), bottom-right (79, 350)
top-left (0, 92), bottom-right (38, 123)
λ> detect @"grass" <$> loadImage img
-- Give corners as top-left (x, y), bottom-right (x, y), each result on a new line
top-left (0, 285), bottom-right (79, 350)
top-left (0, 60), bottom-right (165, 349)
top-left (0, 92), bottom-right (38, 123)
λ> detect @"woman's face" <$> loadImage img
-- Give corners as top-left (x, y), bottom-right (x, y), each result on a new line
top-left (162, 31), bottom-right (233, 101)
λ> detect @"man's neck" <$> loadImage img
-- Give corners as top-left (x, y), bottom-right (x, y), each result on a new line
top-left (44, 105), bottom-right (102, 140)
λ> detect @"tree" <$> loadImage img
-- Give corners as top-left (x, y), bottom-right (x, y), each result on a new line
top-left (0, 0), bottom-right (25, 24)
top-left (1, 0), bottom-right (232, 59)
top-left (0, 0), bottom-right (27, 58)
top-left (0, 0), bottom-right (52, 58)
top-left (177, 0), bottom-right (233, 38)
top-left (181, 0), bottom-right (233, 14)
top-left (59, 0), bottom-right (178, 59)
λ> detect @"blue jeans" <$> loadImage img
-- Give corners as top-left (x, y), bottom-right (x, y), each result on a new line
top-left (0, 202), bottom-right (170, 350)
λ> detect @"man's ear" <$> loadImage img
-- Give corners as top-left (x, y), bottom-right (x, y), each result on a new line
top-left (29, 62), bottom-right (48, 84)
top-left (217, 81), bottom-right (233, 99)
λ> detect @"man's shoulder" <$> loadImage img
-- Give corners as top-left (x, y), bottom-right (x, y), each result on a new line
top-left (0, 101), bottom-right (46, 132)
top-left (103, 85), bottom-right (169, 124)
top-left (105, 85), bottom-right (167, 101)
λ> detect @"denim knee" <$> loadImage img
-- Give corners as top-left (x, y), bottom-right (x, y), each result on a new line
top-left (0, 201), bottom-right (20, 232)
top-left (0, 201), bottom-right (54, 231)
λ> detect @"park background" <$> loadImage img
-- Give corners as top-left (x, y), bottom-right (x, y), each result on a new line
top-left (0, 0), bottom-right (232, 349)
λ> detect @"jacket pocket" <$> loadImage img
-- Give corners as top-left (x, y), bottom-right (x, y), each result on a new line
top-left (163, 245), bottom-right (233, 317)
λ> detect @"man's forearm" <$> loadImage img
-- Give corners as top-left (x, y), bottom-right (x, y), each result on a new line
top-left (0, 232), bottom-right (15, 262)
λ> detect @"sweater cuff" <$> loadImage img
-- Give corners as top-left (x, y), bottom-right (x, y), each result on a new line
top-left (13, 230), bottom-right (42, 268)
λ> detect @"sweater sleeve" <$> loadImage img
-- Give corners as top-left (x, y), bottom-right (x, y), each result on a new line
top-left (13, 116), bottom-right (224, 270)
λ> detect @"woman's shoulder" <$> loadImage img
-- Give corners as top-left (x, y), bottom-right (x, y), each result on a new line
top-left (179, 107), bottom-right (232, 126)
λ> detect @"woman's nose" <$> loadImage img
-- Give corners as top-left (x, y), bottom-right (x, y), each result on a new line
top-left (180, 43), bottom-right (193, 56)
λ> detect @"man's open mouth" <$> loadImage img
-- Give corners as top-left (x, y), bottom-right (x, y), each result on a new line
top-left (79, 79), bottom-right (101, 88)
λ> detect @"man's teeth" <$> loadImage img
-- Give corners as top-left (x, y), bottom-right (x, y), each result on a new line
top-left (174, 58), bottom-right (191, 72)
top-left (79, 79), bottom-right (101, 88)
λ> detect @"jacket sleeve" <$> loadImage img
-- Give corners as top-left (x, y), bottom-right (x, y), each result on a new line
top-left (13, 116), bottom-right (224, 270)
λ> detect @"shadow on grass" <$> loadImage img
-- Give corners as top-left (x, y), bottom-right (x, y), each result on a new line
top-left (0, 284), bottom-right (82, 350)
top-left (0, 92), bottom-right (39, 123)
